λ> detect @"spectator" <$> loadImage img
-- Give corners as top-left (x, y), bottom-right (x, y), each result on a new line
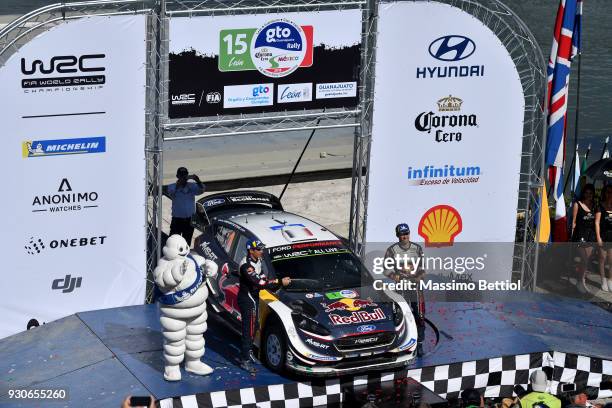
top-left (167, 166), bottom-right (205, 246)
top-left (461, 388), bottom-right (484, 408)
top-left (571, 183), bottom-right (596, 294)
top-left (595, 184), bottom-right (612, 291)
top-left (519, 370), bottom-right (561, 408)
top-left (566, 390), bottom-right (588, 408)
top-left (120, 395), bottom-right (155, 408)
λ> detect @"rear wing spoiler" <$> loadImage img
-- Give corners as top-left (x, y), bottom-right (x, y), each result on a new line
top-left (196, 191), bottom-right (283, 220)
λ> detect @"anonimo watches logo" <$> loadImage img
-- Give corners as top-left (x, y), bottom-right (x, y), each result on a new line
top-left (21, 53), bottom-right (106, 93)
top-left (32, 178), bottom-right (99, 214)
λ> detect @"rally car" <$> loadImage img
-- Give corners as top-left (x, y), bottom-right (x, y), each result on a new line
top-left (191, 190), bottom-right (418, 376)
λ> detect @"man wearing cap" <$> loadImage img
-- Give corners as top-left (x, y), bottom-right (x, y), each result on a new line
top-left (237, 239), bottom-right (291, 374)
top-left (520, 370), bottom-right (561, 408)
top-left (167, 167), bottom-right (205, 247)
top-left (384, 223), bottom-right (426, 355)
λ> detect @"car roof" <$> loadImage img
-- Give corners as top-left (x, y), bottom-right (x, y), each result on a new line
top-left (217, 210), bottom-right (340, 248)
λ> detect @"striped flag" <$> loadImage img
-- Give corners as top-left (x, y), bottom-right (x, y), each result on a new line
top-left (545, 0), bottom-right (582, 241)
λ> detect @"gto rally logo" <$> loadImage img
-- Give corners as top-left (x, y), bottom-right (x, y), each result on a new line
top-left (32, 178), bottom-right (99, 214)
top-left (21, 54), bottom-right (106, 92)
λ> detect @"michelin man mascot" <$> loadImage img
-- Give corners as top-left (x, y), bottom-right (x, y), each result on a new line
top-left (154, 234), bottom-right (217, 381)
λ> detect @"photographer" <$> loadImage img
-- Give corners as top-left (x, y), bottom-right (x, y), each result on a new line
top-left (167, 166), bottom-right (205, 246)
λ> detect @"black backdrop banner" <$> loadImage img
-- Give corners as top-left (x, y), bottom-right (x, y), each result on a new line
top-left (168, 11), bottom-right (362, 118)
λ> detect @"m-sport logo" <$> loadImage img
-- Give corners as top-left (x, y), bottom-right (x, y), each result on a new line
top-left (428, 35), bottom-right (475, 62)
top-left (21, 54), bottom-right (106, 91)
top-left (52, 274), bottom-right (82, 293)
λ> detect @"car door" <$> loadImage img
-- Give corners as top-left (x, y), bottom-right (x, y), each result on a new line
top-left (213, 223), bottom-right (249, 320)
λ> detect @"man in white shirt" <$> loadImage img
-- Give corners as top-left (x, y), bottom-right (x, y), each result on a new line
top-left (167, 167), bottom-right (205, 246)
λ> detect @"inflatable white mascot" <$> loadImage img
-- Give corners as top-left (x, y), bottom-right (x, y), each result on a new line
top-left (154, 234), bottom-right (217, 381)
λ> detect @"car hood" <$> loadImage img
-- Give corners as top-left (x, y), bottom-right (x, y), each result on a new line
top-left (278, 288), bottom-right (396, 335)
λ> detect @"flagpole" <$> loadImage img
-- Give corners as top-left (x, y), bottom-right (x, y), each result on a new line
top-left (572, 50), bottom-right (582, 177)
top-left (601, 136), bottom-right (609, 159)
top-left (563, 144), bottom-right (577, 195)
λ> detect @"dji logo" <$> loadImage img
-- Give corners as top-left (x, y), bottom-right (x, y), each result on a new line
top-left (52, 274), bottom-right (82, 293)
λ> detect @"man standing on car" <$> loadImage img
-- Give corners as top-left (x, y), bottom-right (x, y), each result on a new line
top-left (384, 223), bottom-right (426, 355)
top-left (238, 240), bottom-right (291, 374)
top-left (167, 167), bottom-right (205, 247)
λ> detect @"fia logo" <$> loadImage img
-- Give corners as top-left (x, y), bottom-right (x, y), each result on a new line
top-left (52, 274), bottom-right (82, 293)
top-left (206, 92), bottom-right (221, 104)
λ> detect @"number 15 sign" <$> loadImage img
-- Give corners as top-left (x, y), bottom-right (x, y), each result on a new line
top-left (219, 19), bottom-right (314, 78)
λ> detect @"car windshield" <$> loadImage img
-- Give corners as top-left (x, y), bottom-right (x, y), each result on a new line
top-left (270, 249), bottom-right (372, 292)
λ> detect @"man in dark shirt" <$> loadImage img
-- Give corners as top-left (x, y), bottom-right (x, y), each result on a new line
top-left (167, 167), bottom-right (205, 246)
top-left (237, 240), bottom-right (291, 374)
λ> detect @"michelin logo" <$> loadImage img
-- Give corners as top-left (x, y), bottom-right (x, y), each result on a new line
top-left (23, 136), bottom-right (106, 158)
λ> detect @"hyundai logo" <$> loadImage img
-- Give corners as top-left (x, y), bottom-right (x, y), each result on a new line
top-left (357, 324), bottom-right (376, 333)
top-left (428, 35), bottom-right (476, 62)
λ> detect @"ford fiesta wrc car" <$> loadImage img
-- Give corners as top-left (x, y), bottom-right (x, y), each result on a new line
top-left (191, 191), bottom-right (418, 376)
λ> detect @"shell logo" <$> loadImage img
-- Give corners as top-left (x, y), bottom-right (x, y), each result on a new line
top-left (418, 204), bottom-right (462, 247)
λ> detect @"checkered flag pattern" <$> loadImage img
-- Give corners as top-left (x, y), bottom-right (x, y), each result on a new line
top-left (159, 352), bottom-right (611, 407)
top-left (158, 379), bottom-right (343, 408)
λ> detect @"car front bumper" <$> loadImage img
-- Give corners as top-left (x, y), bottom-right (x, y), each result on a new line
top-left (285, 347), bottom-right (416, 376)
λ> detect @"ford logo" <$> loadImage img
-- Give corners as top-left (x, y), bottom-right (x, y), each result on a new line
top-left (357, 324), bottom-right (376, 333)
top-left (428, 35), bottom-right (476, 62)
top-left (203, 198), bottom-right (225, 207)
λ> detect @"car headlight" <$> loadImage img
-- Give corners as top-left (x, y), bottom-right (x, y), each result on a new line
top-left (392, 302), bottom-right (403, 326)
top-left (292, 313), bottom-right (331, 336)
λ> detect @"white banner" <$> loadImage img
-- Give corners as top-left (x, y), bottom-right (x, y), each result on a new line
top-left (0, 15), bottom-right (147, 338)
top-left (366, 2), bottom-right (525, 281)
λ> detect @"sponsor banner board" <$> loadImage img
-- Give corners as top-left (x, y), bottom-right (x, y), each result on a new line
top-left (168, 9), bottom-right (361, 118)
top-left (0, 16), bottom-right (147, 338)
top-left (365, 2), bottom-right (525, 281)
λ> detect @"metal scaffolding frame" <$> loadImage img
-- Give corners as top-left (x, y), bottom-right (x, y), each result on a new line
top-left (349, 0), bottom-right (548, 289)
top-left (0, 0), bottom-right (546, 301)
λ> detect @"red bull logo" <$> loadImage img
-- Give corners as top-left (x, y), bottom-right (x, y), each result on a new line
top-left (323, 298), bottom-right (377, 313)
top-left (329, 308), bottom-right (386, 325)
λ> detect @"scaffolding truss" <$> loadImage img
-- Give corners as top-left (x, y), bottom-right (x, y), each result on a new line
top-left (349, 0), bottom-right (547, 289)
top-left (0, 0), bottom-right (546, 302)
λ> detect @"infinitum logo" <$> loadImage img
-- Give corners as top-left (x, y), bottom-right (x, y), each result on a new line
top-left (22, 136), bottom-right (105, 158)
top-left (407, 164), bottom-right (481, 186)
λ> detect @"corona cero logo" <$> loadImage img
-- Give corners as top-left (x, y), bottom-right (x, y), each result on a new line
top-left (418, 204), bottom-right (462, 247)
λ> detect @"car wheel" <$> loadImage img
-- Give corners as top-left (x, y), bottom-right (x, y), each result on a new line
top-left (263, 323), bottom-right (286, 372)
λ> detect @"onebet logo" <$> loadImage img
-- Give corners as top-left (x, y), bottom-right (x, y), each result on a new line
top-left (252, 85), bottom-right (270, 97)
